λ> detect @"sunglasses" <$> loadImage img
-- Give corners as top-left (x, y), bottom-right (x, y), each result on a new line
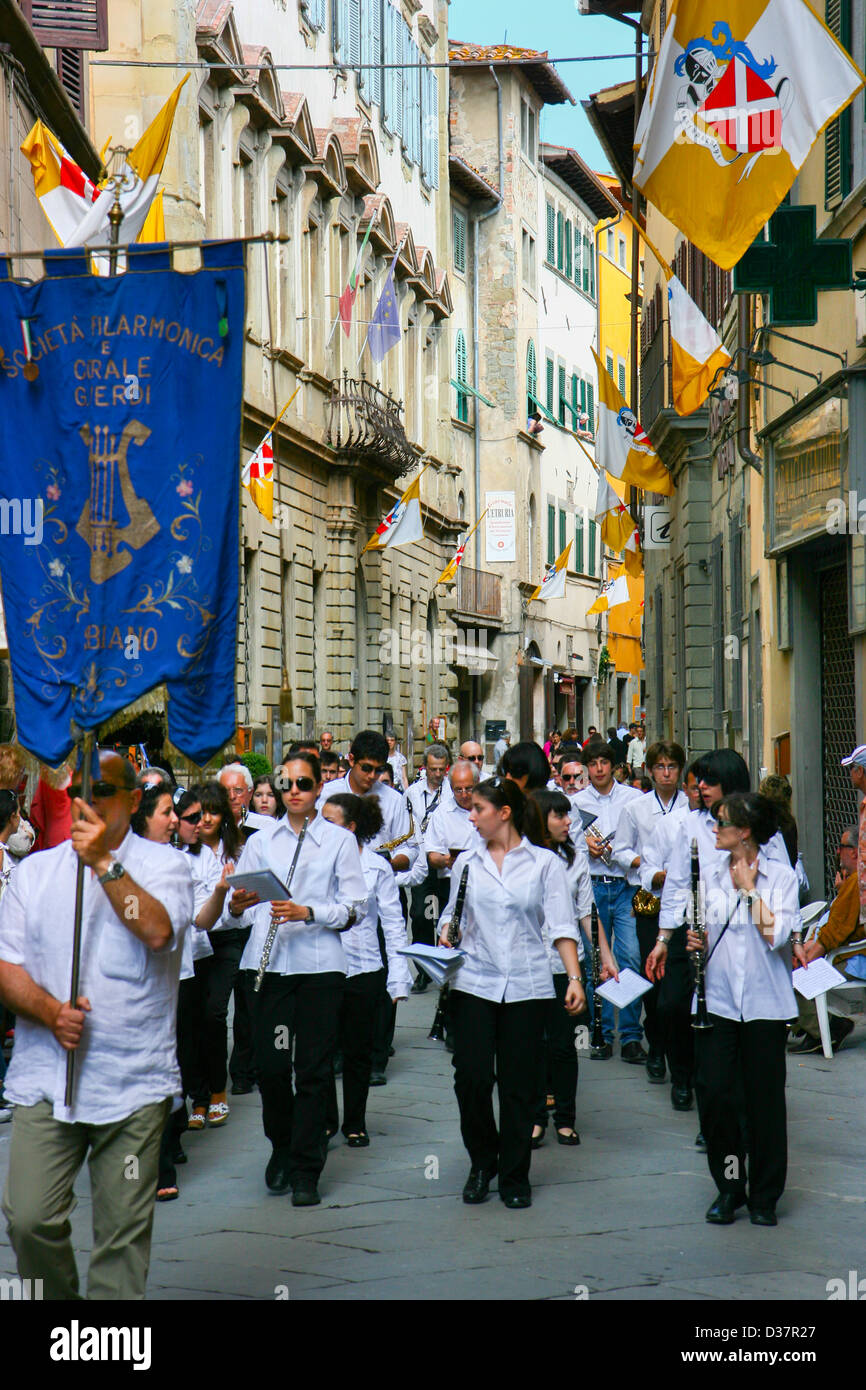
top-left (560, 773), bottom-right (581, 782)
top-left (355, 762), bottom-right (379, 774)
top-left (180, 810), bottom-right (202, 825)
top-left (67, 781), bottom-right (125, 800)
top-left (465, 755), bottom-right (484, 763)
top-left (282, 776), bottom-right (315, 792)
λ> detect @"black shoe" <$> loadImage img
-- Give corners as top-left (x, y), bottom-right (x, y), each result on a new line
top-left (556, 1128), bottom-right (580, 1146)
top-left (671, 1085), bottom-right (693, 1112)
top-left (621, 1041), bottom-right (647, 1064)
top-left (345, 1132), bottom-right (370, 1148)
top-left (501, 1192), bottom-right (531, 1209)
top-left (695, 1131), bottom-right (707, 1152)
top-left (291, 1179), bottom-right (321, 1207)
top-left (749, 1208), bottom-right (777, 1227)
top-left (831, 1017), bottom-right (855, 1052)
top-left (531, 1124), bottom-right (546, 1149)
top-left (786, 1032), bottom-right (823, 1055)
top-left (369, 1070), bottom-right (387, 1086)
top-left (646, 1052), bottom-right (666, 1083)
top-left (231, 1080), bottom-right (254, 1096)
top-left (265, 1152), bottom-right (293, 1195)
top-left (705, 1193), bottom-right (746, 1224)
top-left (590, 1042), bottom-right (613, 1060)
top-left (410, 974), bottom-right (429, 994)
top-left (444, 1034), bottom-right (455, 1054)
top-left (462, 1167), bottom-right (495, 1204)
top-left (333, 1052), bottom-right (343, 1077)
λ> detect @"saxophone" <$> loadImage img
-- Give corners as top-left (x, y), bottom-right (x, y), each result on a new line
top-left (375, 809), bottom-right (415, 858)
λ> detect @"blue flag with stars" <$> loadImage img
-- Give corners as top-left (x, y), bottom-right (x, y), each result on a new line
top-left (367, 254), bottom-right (401, 364)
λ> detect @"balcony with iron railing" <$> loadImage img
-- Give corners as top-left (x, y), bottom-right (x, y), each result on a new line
top-left (454, 564), bottom-right (502, 625)
top-left (325, 371), bottom-right (417, 476)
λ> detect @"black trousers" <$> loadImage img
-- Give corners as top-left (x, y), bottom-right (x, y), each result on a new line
top-left (178, 968), bottom-right (209, 1110)
top-left (230, 970), bottom-right (257, 1086)
top-left (656, 926), bottom-right (696, 1089)
top-left (410, 871), bottom-right (450, 972)
top-left (695, 1014), bottom-right (788, 1211)
top-left (200, 927), bottom-right (250, 1095)
top-left (451, 990), bottom-right (547, 1201)
top-left (326, 968), bottom-right (384, 1135)
top-left (251, 969), bottom-right (344, 1181)
top-left (157, 974), bottom-right (203, 1188)
top-left (533, 975), bottom-right (579, 1129)
top-left (635, 909), bottom-right (662, 1056)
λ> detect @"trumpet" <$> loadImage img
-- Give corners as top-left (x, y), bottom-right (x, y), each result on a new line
top-left (689, 837), bottom-right (712, 1031)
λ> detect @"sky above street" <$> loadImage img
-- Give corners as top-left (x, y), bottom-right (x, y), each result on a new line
top-left (448, 0), bottom-right (644, 177)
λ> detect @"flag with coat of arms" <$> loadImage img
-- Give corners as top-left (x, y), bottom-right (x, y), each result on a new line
top-left (363, 471), bottom-right (425, 552)
top-left (529, 542), bottom-right (572, 603)
top-left (243, 431), bottom-right (274, 522)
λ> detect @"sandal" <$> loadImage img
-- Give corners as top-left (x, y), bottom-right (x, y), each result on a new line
top-left (188, 1108), bottom-right (206, 1131)
top-left (531, 1123), bottom-right (546, 1150)
top-left (346, 1132), bottom-right (370, 1148)
top-left (556, 1128), bottom-right (580, 1146)
top-left (156, 1186), bottom-right (179, 1201)
top-left (207, 1101), bottom-right (230, 1127)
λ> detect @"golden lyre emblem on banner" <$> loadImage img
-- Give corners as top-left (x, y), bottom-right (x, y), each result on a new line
top-left (76, 421), bottom-right (160, 584)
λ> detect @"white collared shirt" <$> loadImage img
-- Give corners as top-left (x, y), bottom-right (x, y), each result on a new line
top-left (407, 776), bottom-right (455, 829)
top-left (549, 850), bottom-right (591, 973)
top-left (341, 845), bottom-right (412, 998)
top-left (698, 850), bottom-right (799, 1021)
top-left (570, 781), bottom-right (643, 879)
top-left (0, 830), bottom-right (194, 1124)
top-left (659, 809), bottom-right (791, 931)
top-left (319, 776), bottom-right (418, 872)
top-left (615, 788), bottom-right (689, 893)
top-left (181, 844), bottom-right (222, 975)
top-left (423, 803), bottom-right (483, 880)
top-left (438, 838), bottom-right (578, 1003)
top-left (237, 813), bottom-right (367, 976)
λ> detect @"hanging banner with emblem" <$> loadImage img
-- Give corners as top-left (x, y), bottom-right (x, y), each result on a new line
top-left (0, 242), bottom-right (245, 765)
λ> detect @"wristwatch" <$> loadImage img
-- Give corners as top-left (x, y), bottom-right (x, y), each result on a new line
top-left (304, 907), bottom-right (314, 923)
top-left (97, 860), bottom-right (125, 886)
top-left (656, 933), bottom-right (670, 946)
top-left (567, 974), bottom-right (582, 983)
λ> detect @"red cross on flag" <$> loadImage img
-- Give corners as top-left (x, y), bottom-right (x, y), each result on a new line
top-left (699, 56), bottom-right (781, 154)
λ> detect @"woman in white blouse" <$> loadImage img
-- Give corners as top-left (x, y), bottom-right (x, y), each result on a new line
top-left (689, 792), bottom-right (805, 1229)
top-left (438, 778), bottom-right (585, 1209)
top-left (527, 790), bottom-right (618, 1149)
top-left (321, 793), bottom-right (411, 1147)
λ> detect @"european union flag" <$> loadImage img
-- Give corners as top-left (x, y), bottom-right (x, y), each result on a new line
top-left (367, 260), bottom-right (401, 364)
top-left (0, 242), bottom-right (244, 766)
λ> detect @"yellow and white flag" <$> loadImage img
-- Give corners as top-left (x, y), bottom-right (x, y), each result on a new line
top-left (591, 351), bottom-right (673, 496)
top-left (586, 571), bottom-right (631, 616)
top-left (242, 431), bottom-right (274, 522)
top-left (623, 526), bottom-right (644, 578)
top-left (668, 274), bottom-right (732, 416)
top-left (595, 471), bottom-right (635, 554)
top-left (363, 473), bottom-right (425, 553)
top-left (436, 509), bottom-right (487, 586)
top-left (529, 542), bottom-right (572, 603)
top-left (634, 1), bottom-right (864, 270)
top-left (19, 121), bottom-right (100, 245)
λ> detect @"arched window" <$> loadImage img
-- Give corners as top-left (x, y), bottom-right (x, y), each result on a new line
top-left (526, 339), bottom-right (537, 421)
top-left (455, 329), bottom-right (468, 422)
top-left (457, 490), bottom-right (466, 519)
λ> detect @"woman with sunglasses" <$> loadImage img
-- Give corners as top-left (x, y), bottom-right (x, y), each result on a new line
top-left (438, 778), bottom-right (585, 1209)
top-left (320, 793), bottom-right (411, 1147)
top-left (229, 753), bottom-right (367, 1207)
top-left (526, 789), bottom-right (618, 1149)
top-left (690, 793), bottom-right (803, 1227)
top-left (186, 782), bottom-right (242, 1130)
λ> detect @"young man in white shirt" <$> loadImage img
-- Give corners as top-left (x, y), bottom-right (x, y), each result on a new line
top-left (404, 744), bottom-right (454, 992)
top-left (0, 751), bottom-right (194, 1299)
top-left (571, 739), bottom-right (643, 1061)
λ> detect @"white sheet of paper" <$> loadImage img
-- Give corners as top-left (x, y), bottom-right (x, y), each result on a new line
top-left (226, 870), bottom-right (289, 902)
top-left (596, 967), bottom-right (653, 1010)
top-left (792, 958), bottom-right (848, 1000)
top-left (398, 944), bottom-right (466, 988)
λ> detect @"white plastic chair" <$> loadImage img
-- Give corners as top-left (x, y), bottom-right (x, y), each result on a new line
top-left (814, 939), bottom-right (866, 1059)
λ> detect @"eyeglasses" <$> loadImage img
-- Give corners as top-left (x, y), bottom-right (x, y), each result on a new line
top-left (180, 810), bottom-right (202, 825)
top-left (225, 786), bottom-right (248, 799)
top-left (67, 781), bottom-right (125, 800)
top-left (282, 776), bottom-right (315, 792)
top-left (716, 817), bottom-right (732, 828)
top-left (355, 762), bottom-right (379, 774)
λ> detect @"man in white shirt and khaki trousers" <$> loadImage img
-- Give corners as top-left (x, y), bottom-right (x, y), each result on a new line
top-left (0, 751), bottom-right (194, 1299)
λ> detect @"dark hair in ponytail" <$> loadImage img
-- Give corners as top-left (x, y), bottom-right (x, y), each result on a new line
top-left (325, 792), bottom-right (383, 846)
top-left (528, 788), bottom-right (576, 866)
top-left (474, 777), bottom-right (526, 835)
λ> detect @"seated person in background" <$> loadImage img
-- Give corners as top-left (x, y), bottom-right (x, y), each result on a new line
top-left (789, 837), bottom-right (863, 1054)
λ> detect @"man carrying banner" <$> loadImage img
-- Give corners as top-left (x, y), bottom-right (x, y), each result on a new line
top-left (0, 750), bottom-right (194, 1300)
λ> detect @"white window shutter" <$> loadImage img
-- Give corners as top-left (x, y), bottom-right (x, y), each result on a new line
top-left (424, 67), bottom-right (439, 187)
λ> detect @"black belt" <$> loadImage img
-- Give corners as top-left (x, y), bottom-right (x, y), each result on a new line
top-left (592, 874), bottom-right (623, 885)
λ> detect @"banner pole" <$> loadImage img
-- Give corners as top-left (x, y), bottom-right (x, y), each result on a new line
top-left (64, 728), bottom-right (95, 1108)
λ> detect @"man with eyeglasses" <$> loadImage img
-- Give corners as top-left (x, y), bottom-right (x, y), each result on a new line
top-left (787, 825), bottom-right (860, 1055)
top-left (0, 750), bottom-right (194, 1298)
top-left (458, 741), bottom-right (485, 775)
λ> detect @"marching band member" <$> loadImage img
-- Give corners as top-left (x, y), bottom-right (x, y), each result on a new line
top-left (690, 793), bottom-right (804, 1227)
top-left (527, 790), bottom-right (617, 1148)
top-left (424, 760), bottom-right (483, 877)
top-left (571, 739), bottom-right (643, 1062)
top-left (404, 744), bottom-right (454, 993)
top-left (438, 778), bottom-right (584, 1209)
top-left (230, 753), bottom-right (367, 1207)
top-left (321, 794), bottom-right (411, 1146)
top-left (320, 731), bottom-right (416, 874)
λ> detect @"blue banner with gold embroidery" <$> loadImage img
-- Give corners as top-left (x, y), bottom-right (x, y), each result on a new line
top-left (0, 241), bottom-right (244, 765)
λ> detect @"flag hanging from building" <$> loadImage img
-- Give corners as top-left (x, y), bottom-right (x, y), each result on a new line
top-left (595, 471), bottom-right (636, 554)
top-left (19, 122), bottom-right (100, 245)
top-left (623, 526), bottom-right (643, 578)
top-left (634, 2), bottom-right (864, 270)
top-left (0, 239), bottom-right (245, 766)
top-left (366, 249), bottom-right (402, 363)
top-left (586, 571), bottom-right (631, 615)
top-left (529, 542), bottom-right (572, 603)
top-left (363, 471), bottom-right (425, 553)
top-left (591, 351), bottom-right (673, 495)
top-left (436, 509), bottom-right (487, 587)
top-left (339, 215), bottom-right (376, 337)
top-left (243, 432), bottom-right (274, 522)
top-left (668, 274), bottom-right (732, 416)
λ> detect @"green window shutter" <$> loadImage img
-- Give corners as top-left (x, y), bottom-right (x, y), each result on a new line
top-left (574, 225), bottom-right (582, 286)
top-left (575, 512), bottom-right (584, 573)
top-left (455, 329), bottom-right (468, 422)
top-left (556, 210), bottom-right (564, 271)
top-left (559, 508), bottom-right (566, 556)
top-left (546, 202), bottom-right (555, 263)
top-left (580, 377), bottom-right (587, 414)
top-left (589, 239), bottom-right (596, 298)
top-left (564, 218), bottom-right (572, 278)
top-left (526, 339), bottom-right (537, 419)
top-left (582, 233), bottom-right (590, 292)
top-left (452, 209), bottom-right (466, 273)
top-left (546, 356), bottom-right (554, 413)
top-left (547, 504), bottom-right (556, 565)
top-left (571, 373), bottom-right (578, 420)
top-left (618, 361), bottom-right (627, 397)
top-left (825, 1), bottom-right (852, 208)
top-left (558, 364), bottom-right (566, 425)
top-left (587, 382), bottom-right (595, 434)
top-left (588, 519), bottom-right (597, 575)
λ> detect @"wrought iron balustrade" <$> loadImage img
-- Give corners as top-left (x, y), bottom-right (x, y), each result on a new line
top-left (326, 371), bottom-right (416, 476)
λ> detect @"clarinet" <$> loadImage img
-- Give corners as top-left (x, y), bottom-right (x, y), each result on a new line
top-left (690, 837), bottom-right (712, 1031)
top-left (428, 862), bottom-right (469, 1042)
top-left (254, 816), bottom-right (309, 994)
top-left (590, 902), bottom-right (604, 1050)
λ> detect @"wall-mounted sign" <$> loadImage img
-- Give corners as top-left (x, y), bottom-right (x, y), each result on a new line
top-left (485, 491), bottom-right (516, 563)
top-left (644, 505), bottom-right (671, 548)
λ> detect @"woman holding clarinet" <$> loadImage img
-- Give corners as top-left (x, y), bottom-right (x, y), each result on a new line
top-left (438, 778), bottom-right (585, 1209)
top-left (689, 792), bottom-right (805, 1227)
